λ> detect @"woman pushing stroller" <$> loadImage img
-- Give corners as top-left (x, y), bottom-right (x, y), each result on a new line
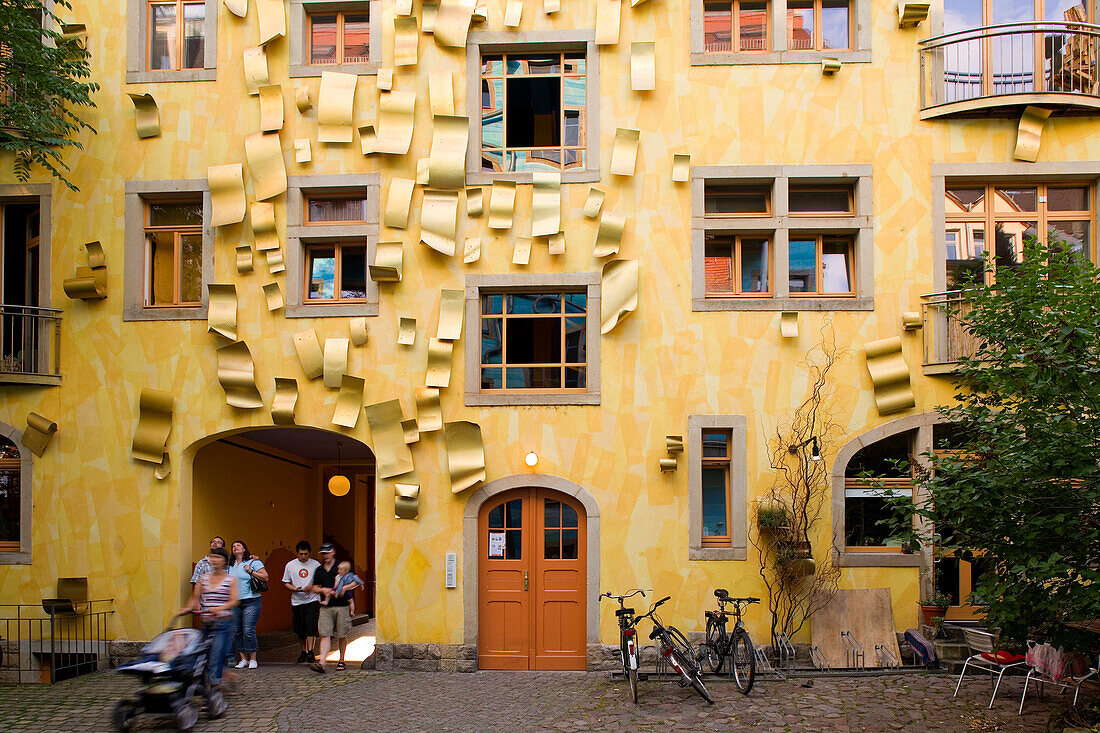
top-left (180, 546), bottom-right (238, 689)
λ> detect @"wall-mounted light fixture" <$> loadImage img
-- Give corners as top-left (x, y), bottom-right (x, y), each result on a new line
top-left (525, 452), bottom-right (539, 467)
top-left (788, 436), bottom-right (821, 462)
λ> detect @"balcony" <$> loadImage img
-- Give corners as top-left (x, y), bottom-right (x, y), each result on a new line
top-left (0, 305), bottom-right (62, 386)
top-left (920, 292), bottom-right (981, 374)
top-left (919, 22), bottom-right (1100, 118)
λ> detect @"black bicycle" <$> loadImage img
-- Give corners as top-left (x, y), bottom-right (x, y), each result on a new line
top-left (600, 589), bottom-right (649, 703)
top-left (637, 596), bottom-right (713, 704)
top-left (700, 589), bottom-right (758, 694)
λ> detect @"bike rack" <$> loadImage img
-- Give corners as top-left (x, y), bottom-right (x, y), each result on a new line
top-left (775, 632), bottom-right (797, 672)
top-left (874, 644), bottom-right (900, 668)
top-left (841, 631), bottom-right (865, 669)
top-left (809, 644), bottom-right (830, 670)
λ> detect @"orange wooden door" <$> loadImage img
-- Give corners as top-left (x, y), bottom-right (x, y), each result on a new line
top-left (478, 488), bottom-right (586, 670)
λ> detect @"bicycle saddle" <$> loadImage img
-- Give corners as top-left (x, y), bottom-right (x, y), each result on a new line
top-left (615, 608), bottom-right (634, 616)
top-left (714, 588), bottom-right (729, 599)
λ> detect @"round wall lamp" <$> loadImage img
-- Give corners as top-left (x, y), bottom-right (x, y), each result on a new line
top-left (524, 452), bottom-right (539, 467)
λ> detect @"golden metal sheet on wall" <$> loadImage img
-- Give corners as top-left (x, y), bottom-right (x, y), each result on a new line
top-left (864, 336), bottom-right (916, 415)
top-left (610, 128), bottom-right (640, 176)
top-left (583, 186), bottom-right (605, 218)
top-left (63, 268), bottom-right (107, 300)
top-left (207, 284), bottom-right (238, 340)
top-left (225, 0), bottom-right (247, 18)
top-left (601, 258), bottom-right (638, 334)
top-left (504, 0), bottom-right (523, 27)
top-left (375, 90), bottom-right (416, 154)
top-left (666, 435), bottom-right (684, 453)
top-left (428, 115), bottom-right (468, 189)
top-left (394, 482), bottom-right (420, 519)
top-left (265, 248), bottom-right (285, 273)
top-left (295, 84), bottom-right (312, 112)
top-left (208, 163), bottom-right (247, 226)
top-left (370, 241), bottom-right (404, 281)
top-left (821, 57), bottom-right (841, 75)
top-left (272, 377), bottom-right (298, 424)
top-left (365, 399), bottom-right (414, 477)
top-left (244, 131), bottom-right (287, 200)
top-left (421, 189), bottom-right (459, 256)
top-left (463, 236), bottom-right (481, 263)
top-left (85, 241), bottom-right (106, 270)
top-left (658, 457), bottom-right (677, 472)
top-left (544, 0), bottom-right (559, 12)
top-left (333, 375), bottom-right (366, 428)
top-left (217, 341), bottom-right (264, 409)
top-left (243, 46), bottom-right (269, 95)
top-left (395, 0), bottom-right (413, 15)
top-left (512, 237), bottom-right (532, 265)
top-left (258, 84), bottom-right (284, 132)
top-left (444, 420), bottom-right (485, 493)
top-left (127, 93), bottom-right (160, 138)
top-left (897, 1), bottom-right (931, 27)
top-left (435, 0), bottom-right (476, 47)
top-left (595, 0), bottom-right (621, 44)
top-left (350, 317), bottom-right (369, 346)
top-left (473, 1), bottom-right (487, 21)
top-left (672, 153), bottom-right (691, 182)
top-left (532, 171), bottom-right (561, 237)
top-left (323, 337), bottom-right (350, 388)
top-left (429, 72), bottom-right (456, 116)
top-left (415, 386), bottom-right (443, 432)
top-left (318, 71), bottom-right (357, 143)
top-left (255, 0), bottom-right (285, 44)
top-left (547, 231), bottom-right (565, 255)
top-left (398, 317), bottom-right (417, 345)
top-left (902, 312), bottom-right (923, 331)
top-left (402, 418), bottom-right (420, 445)
top-left (488, 181), bottom-right (516, 229)
top-left (294, 138), bottom-right (312, 163)
top-left (423, 1), bottom-right (440, 32)
top-left (1014, 106), bottom-right (1053, 162)
top-left (384, 178), bottom-right (415, 229)
top-left (358, 124), bottom-right (376, 155)
top-left (377, 68), bottom-right (394, 90)
top-left (630, 42), bottom-right (655, 90)
top-left (263, 281), bottom-right (284, 311)
top-left (780, 311), bottom-right (798, 338)
top-left (293, 328), bottom-right (325, 380)
top-left (132, 388), bottom-right (174, 464)
top-left (20, 413), bottom-right (57, 457)
top-left (593, 212), bottom-right (626, 257)
top-left (394, 16), bottom-right (419, 66)
top-left (154, 452), bottom-right (172, 480)
top-left (426, 338), bottom-right (454, 388)
top-left (251, 201), bottom-right (279, 251)
top-left (236, 245), bottom-right (254, 274)
top-left (466, 187), bottom-right (484, 217)
top-left (436, 289), bottom-right (464, 341)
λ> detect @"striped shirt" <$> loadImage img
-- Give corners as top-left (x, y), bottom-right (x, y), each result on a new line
top-left (200, 573), bottom-right (233, 614)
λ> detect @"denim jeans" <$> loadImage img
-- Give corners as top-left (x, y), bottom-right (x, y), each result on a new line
top-left (233, 596), bottom-right (262, 654)
top-left (207, 617), bottom-right (233, 685)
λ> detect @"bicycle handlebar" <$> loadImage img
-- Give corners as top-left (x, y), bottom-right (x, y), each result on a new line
top-left (600, 588), bottom-right (650, 603)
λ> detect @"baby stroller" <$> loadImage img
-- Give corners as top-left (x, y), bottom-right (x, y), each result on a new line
top-left (112, 612), bottom-right (228, 731)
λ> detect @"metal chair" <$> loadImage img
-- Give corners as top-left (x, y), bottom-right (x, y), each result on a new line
top-left (1018, 642), bottom-right (1098, 715)
top-left (953, 627), bottom-right (1027, 708)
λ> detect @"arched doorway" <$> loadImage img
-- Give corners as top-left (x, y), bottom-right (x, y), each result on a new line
top-left (476, 484), bottom-right (588, 670)
top-left (188, 427), bottom-right (375, 635)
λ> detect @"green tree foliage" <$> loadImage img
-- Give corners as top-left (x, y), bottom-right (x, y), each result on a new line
top-left (0, 0), bottom-right (98, 190)
top-left (887, 240), bottom-right (1100, 648)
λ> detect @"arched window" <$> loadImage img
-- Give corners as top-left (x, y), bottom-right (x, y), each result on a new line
top-left (843, 430), bottom-right (915, 551)
top-left (0, 435), bottom-right (21, 553)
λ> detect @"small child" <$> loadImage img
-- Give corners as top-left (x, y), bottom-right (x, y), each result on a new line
top-left (321, 561), bottom-right (364, 616)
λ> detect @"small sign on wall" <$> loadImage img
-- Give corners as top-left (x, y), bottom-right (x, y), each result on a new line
top-left (445, 552), bottom-right (457, 588)
top-left (488, 532), bottom-right (506, 558)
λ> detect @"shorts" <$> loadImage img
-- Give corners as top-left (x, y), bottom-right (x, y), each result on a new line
top-left (317, 605), bottom-right (352, 639)
top-left (291, 601), bottom-right (320, 640)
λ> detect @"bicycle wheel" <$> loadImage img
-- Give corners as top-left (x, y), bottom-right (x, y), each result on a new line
top-left (731, 629), bottom-right (756, 695)
top-left (628, 666), bottom-right (638, 704)
top-left (689, 668), bottom-right (714, 704)
top-left (668, 647), bottom-right (713, 704)
top-left (703, 618), bottom-right (726, 673)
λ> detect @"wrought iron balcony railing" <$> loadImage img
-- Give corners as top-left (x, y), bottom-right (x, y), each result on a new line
top-left (0, 305), bottom-right (62, 386)
top-left (919, 21), bottom-right (1100, 117)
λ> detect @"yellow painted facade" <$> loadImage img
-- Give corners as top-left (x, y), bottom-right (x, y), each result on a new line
top-left (0, 0), bottom-right (1093, 658)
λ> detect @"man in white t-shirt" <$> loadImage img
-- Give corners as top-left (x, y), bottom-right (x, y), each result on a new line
top-left (282, 540), bottom-right (322, 664)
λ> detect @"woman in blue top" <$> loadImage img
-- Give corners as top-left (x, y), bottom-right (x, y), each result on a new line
top-left (228, 540), bottom-right (268, 669)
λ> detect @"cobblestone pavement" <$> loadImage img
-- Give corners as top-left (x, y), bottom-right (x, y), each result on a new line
top-left (0, 666), bottom-right (1091, 732)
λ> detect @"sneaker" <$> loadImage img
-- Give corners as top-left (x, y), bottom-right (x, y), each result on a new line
top-left (234, 660), bottom-right (248, 669)
top-left (248, 660), bottom-right (258, 669)
top-left (309, 662), bottom-right (326, 674)
top-left (308, 651), bottom-right (317, 662)
top-left (296, 650), bottom-right (310, 664)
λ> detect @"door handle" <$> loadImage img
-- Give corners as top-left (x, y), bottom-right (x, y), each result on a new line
top-left (524, 571), bottom-right (529, 591)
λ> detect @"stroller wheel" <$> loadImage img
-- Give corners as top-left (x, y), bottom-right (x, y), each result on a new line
top-left (172, 700), bottom-right (199, 732)
top-left (111, 700), bottom-right (136, 731)
top-left (207, 689), bottom-right (228, 719)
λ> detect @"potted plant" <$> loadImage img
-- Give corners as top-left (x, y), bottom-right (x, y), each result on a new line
top-left (756, 504), bottom-right (790, 531)
top-left (918, 592), bottom-right (953, 626)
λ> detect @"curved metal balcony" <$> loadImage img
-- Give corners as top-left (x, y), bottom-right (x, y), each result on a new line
top-left (919, 21), bottom-right (1100, 118)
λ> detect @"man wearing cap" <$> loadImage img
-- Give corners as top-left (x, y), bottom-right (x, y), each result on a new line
top-left (308, 543), bottom-right (357, 673)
